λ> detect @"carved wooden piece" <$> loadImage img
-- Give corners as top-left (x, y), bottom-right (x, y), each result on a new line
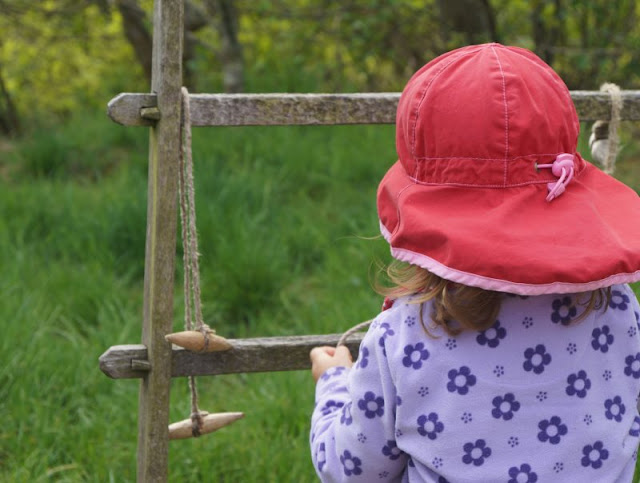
top-left (136, 0), bottom-right (183, 481)
top-left (168, 412), bottom-right (244, 440)
top-left (108, 90), bottom-right (640, 127)
top-left (99, 334), bottom-right (365, 379)
top-left (165, 330), bottom-right (232, 352)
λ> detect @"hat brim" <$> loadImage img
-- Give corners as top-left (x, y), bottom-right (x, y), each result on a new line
top-left (377, 159), bottom-right (640, 295)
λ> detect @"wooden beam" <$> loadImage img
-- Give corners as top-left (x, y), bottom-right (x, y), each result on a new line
top-left (107, 90), bottom-right (640, 127)
top-left (99, 334), bottom-right (365, 379)
top-left (136, 0), bottom-right (183, 481)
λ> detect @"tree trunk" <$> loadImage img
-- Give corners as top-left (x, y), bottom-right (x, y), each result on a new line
top-left (0, 63), bottom-right (20, 137)
top-left (437, 0), bottom-right (500, 45)
top-left (205, 0), bottom-right (245, 93)
top-left (116, 0), bottom-right (153, 83)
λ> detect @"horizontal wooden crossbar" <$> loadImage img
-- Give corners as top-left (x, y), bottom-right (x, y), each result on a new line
top-left (99, 334), bottom-right (364, 379)
top-left (107, 90), bottom-right (640, 127)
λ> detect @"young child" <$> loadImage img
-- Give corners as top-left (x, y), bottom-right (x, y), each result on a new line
top-left (309, 43), bottom-right (640, 482)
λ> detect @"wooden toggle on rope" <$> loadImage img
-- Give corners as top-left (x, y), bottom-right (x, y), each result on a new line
top-left (166, 87), bottom-right (242, 439)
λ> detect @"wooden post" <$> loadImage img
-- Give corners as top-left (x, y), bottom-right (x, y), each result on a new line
top-left (136, 0), bottom-right (183, 481)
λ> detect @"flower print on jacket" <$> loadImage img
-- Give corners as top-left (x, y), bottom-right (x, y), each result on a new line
top-left (591, 325), bottom-right (614, 353)
top-left (340, 402), bottom-right (353, 426)
top-left (624, 353), bottom-right (640, 379)
top-left (629, 416), bottom-right (640, 437)
top-left (537, 416), bottom-right (568, 444)
top-left (604, 396), bottom-right (626, 422)
top-left (491, 393), bottom-right (520, 421)
top-left (581, 441), bottom-right (609, 469)
top-left (340, 450), bottom-right (363, 476)
top-left (462, 439), bottom-right (491, 466)
top-left (417, 412), bottom-right (444, 440)
top-left (378, 322), bottom-right (395, 358)
top-left (402, 343), bottom-right (430, 370)
top-left (610, 290), bottom-right (630, 310)
top-left (523, 344), bottom-right (552, 374)
top-left (356, 346), bottom-right (369, 369)
top-left (320, 399), bottom-right (344, 416)
top-left (447, 366), bottom-right (477, 395)
top-left (357, 391), bottom-right (384, 419)
top-left (320, 366), bottom-right (347, 381)
top-left (551, 296), bottom-right (577, 325)
top-left (566, 370), bottom-right (591, 398)
top-left (476, 320), bottom-right (507, 348)
top-left (508, 463), bottom-right (538, 483)
top-left (316, 442), bottom-right (327, 472)
top-left (382, 440), bottom-right (403, 460)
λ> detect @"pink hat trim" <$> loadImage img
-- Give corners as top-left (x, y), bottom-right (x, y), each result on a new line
top-left (380, 222), bottom-right (640, 296)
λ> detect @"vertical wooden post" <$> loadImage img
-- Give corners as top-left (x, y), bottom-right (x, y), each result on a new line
top-left (137, 0), bottom-right (183, 481)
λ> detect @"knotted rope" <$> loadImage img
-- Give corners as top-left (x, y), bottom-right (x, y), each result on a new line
top-left (179, 86), bottom-right (212, 437)
top-left (590, 83), bottom-right (622, 175)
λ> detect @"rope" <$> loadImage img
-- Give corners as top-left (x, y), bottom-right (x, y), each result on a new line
top-left (599, 83), bottom-right (623, 175)
top-left (336, 319), bottom-right (373, 347)
top-left (179, 86), bottom-right (211, 437)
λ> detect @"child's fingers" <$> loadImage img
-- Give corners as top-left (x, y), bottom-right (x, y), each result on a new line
top-left (310, 346), bottom-right (335, 362)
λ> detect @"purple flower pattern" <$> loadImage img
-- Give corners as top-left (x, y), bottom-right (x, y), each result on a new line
top-left (624, 353), bottom-right (640, 378)
top-left (591, 325), bottom-right (614, 353)
top-left (381, 440), bottom-right (402, 460)
top-left (508, 464), bottom-right (538, 483)
top-left (417, 412), bottom-right (444, 440)
top-left (566, 370), bottom-right (591, 398)
top-left (537, 416), bottom-right (568, 444)
top-left (402, 343), bottom-right (430, 370)
top-left (462, 439), bottom-right (491, 466)
top-left (523, 344), bottom-right (551, 374)
top-left (358, 391), bottom-right (384, 419)
top-left (491, 393), bottom-right (520, 421)
top-left (476, 320), bottom-right (507, 348)
top-left (356, 346), bottom-right (369, 369)
top-left (581, 441), bottom-right (609, 469)
top-left (604, 396), bottom-right (625, 422)
top-left (340, 402), bottom-right (353, 426)
top-left (551, 296), bottom-right (577, 325)
top-left (610, 290), bottom-right (630, 310)
top-left (340, 450), bottom-right (363, 476)
top-left (447, 366), bottom-right (477, 395)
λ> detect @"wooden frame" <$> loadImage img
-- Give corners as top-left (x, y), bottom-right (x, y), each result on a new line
top-left (100, 1), bottom-right (639, 480)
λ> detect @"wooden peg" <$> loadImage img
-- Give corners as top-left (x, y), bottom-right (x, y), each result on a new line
top-left (165, 330), bottom-right (232, 352)
top-left (168, 411), bottom-right (244, 439)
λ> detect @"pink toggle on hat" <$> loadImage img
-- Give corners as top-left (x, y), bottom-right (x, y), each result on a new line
top-left (377, 43), bottom-right (640, 295)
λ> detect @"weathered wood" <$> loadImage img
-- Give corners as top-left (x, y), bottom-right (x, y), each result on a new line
top-left (99, 334), bottom-right (365, 379)
top-left (136, 0), bottom-right (183, 481)
top-left (107, 90), bottom-right (640, 127)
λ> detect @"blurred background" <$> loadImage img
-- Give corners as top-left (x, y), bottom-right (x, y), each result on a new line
top-left (1, 1), bottom-right (639, 481)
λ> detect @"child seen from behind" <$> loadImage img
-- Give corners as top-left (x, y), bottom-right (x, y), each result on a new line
top-left (309, 43), bottom-right (640, 482)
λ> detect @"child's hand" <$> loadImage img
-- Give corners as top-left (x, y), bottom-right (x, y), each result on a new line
top-left (310, 345), bottom-right (353, 382)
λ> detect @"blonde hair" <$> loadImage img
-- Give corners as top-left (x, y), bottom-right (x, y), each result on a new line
top-left (376, 260), bottom-right (611, 336)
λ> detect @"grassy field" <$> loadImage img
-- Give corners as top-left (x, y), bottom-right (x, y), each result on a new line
top-left (1, 112), bottom-right (640, 482)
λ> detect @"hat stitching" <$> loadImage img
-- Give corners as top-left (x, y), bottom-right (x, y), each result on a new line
top-left (409, 153), bottom-right (574, 161)
top-left (390, 182), bottom-right (417, 239)
top-left (489, 45), bottom-right (510, 188)
top-left (406, 156), bottom-right (585, 188)
top-left (509, 49), bottom-right (578, 133)
top-left (409, 47), bottom-right (483, 169)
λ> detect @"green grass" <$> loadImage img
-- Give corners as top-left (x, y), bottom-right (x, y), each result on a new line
top-left (1, 113), bottom-right (640, 482)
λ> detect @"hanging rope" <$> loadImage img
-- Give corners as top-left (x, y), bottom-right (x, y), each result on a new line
top-left (590, 83), bottom-right (622, 175)
top-left (179, 86), bottom-right (211, 437)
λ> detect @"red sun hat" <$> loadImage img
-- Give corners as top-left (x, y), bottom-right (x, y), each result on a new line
top-left (377, 43), bottom-right (640, 295)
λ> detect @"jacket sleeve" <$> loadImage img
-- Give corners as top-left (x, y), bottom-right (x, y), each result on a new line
top-left (310, 311), bottom-right (407, 482)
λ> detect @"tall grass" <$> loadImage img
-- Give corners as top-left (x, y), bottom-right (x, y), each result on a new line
top-left (1, 112), bottom-right (639, 482)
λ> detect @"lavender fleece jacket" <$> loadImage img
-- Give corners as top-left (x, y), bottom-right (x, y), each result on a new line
top-left (310, 285), bottom-right (640, 482)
